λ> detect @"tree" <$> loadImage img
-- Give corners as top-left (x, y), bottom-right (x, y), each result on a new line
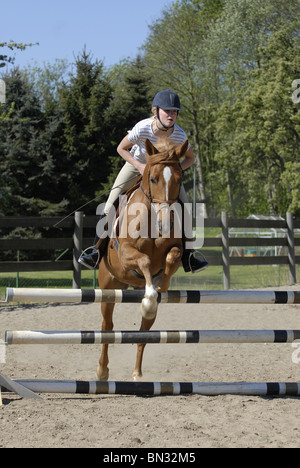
top-left (214, 21), bottom-right (300, 216)
top-left (0, 41), bottom-right (38, 68)
top-left (143, 0), bottom-right (225, 216)
top-left (102, 55), bottom-right (152, 192)
top-left (0, 68), bottom-right (67, 216)
top-left (59, 48), bottom-right (113, 213)
top-left (205, 0), bottom-right (300, 97)
top-left (24, 59), bottom-right (69, 116)
top-left (204, 0), bottom-right (300, 215)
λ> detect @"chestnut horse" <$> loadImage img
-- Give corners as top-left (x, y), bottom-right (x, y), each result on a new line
top-left (97, 138), bottom-right (189, 380)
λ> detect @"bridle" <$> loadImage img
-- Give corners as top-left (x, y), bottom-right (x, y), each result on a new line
top-left (140, 160), bottom-right (183, 205)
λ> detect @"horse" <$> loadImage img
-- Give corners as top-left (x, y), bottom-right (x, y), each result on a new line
top-left (97, 138), bottom-right (189, 380)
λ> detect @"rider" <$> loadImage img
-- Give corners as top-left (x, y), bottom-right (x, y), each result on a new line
top-left (79, 89), bottom-right (208, 273)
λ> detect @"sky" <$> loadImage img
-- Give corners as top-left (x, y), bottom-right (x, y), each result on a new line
top-left (1, 0), bottom-right (171, 69)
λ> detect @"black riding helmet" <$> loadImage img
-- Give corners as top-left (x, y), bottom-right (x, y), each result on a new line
top-left (152, 89), bottom-right (181, 130)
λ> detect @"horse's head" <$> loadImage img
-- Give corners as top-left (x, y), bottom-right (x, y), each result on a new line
top-left (143, 138), bottom-right (188, 203)
top-left (142, 138), bottom-right (188, 236)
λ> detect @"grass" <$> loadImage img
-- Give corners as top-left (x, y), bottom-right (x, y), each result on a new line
top-left (0, 270), bottom-right (96, 301)
top-left (171, 264), bottom-right (300, 290)
top-left (0, 264), bottom-right (299, 302)
top-left (0, 226), bottom-right (298, 299)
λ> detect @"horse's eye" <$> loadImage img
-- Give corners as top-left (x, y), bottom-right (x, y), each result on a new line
top-left (150, 177), bottom-right (156, 184)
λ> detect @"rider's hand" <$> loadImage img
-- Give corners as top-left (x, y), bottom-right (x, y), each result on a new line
top-left (136, 162), bottom-right (146, 175)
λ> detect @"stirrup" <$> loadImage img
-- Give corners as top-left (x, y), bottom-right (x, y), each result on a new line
top-left (182, 250), bottom-right (208, 274)
top-left (78, 247), bottom-right (100, 270)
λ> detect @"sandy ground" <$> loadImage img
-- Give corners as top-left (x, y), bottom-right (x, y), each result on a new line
top-left (0, 285), bottom-right (300, 449)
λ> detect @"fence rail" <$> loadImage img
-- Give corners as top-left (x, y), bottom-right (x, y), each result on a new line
top-left (0, 212), bottom-right (299, 289)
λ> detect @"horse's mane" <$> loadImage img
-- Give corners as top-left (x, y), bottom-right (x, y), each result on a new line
top-left (146, 138), bottom-right (181, 166)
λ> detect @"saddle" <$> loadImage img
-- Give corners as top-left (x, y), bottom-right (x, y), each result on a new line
top-left (109, 179), bottom-right (142, 248)
top-left (109, 178), bottom-right (186, 248)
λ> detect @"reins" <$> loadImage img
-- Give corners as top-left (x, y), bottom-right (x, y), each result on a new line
top-left (53, 174), bottom-right (140, 230)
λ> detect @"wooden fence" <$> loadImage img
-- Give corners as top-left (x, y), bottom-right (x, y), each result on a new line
top-left (0, 212), bottom-right (299, 289)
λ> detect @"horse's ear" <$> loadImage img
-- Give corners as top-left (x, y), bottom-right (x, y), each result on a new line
top-left (175, 139), bottom-right (189, 159)
top-left (145, 138), bottom-right (159, 156)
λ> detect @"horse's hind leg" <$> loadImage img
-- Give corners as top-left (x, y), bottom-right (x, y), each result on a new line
top-left (97, 302), bottom-right (114, 381)
top-left (97, 258), bottom-right (128, 381)
top-left (132, 315), bottom-right (156, 380)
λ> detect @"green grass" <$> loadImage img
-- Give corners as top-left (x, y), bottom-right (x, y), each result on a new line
top-left (0, 264), bottom-right (299, 302)
top-left (0, 270), bottom-right (97, 301)
top-left (0, 225), bottom-right (298, 298)
top-left (171, 264), bottom-right (299, 290)
top-left (1, 226), bottom-right (298, 303)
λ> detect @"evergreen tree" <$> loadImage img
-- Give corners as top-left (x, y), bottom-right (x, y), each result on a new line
top-left (0, 68), bottom-right (66, 216)
top-left (59, 48), bottom-right (113, 213)
top-left (102, 55), bottom-right (152, 193)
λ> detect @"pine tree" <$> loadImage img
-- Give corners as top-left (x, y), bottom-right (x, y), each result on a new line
top-left (59, 48), bottom-right (113, 213)
top-left (101, 55), bottom-right (152, 193)
top-left (0, 68), bottom-right (66, 216)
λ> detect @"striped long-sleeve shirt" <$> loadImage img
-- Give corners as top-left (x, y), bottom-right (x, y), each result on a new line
top-left (127, 118), bottom-right (190, 164)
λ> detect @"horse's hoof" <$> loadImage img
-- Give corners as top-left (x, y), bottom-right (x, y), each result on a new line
top-left (96, 366), bottom-right (109, 381)
top-left (132, 371), bottom-right (142, 381)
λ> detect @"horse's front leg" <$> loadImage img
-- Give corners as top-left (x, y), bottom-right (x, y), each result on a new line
top-left (135, 254), bottom-right (159, 321)
top-left (156, 245), bottom-right (182, 293)
top-left (121, 244), bottom-right (159, 321)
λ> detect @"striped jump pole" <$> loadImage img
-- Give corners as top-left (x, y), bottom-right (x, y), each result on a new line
top-left (8, 379), bottom-right (300, 397)
top-left (5, 329), bottom-right (300, 345)
top-left (2, 288), bottom-right (300, 304)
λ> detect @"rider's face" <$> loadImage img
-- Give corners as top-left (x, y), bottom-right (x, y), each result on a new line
top-left (156, 108), bottom-right (178, 128)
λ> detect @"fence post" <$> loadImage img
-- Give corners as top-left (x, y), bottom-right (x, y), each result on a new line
top-left (221, 211), bottom-right (230, 290)
top-left (286, 212), bottom-right (296, 284)
top-left (73, 211), bottom-right (83, 289)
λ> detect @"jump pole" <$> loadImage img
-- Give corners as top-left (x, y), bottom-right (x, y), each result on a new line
top-left (5, 329), bottom-right (300, 345)
top-left (2, 288), bottom-right (300, 304)
top-left (8, 379), bottom-right (300, 397)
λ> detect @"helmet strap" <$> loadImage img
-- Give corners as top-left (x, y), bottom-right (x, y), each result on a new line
top-left (156, 107), bottom-right (177, 131)
top-left (152, 116), bottom-right (174, 137)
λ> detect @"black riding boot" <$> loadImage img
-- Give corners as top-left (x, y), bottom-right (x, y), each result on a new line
top-left (78, 215), bottom-right (109, 270)
top-left (182, 249), bottom-right (208, 273)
